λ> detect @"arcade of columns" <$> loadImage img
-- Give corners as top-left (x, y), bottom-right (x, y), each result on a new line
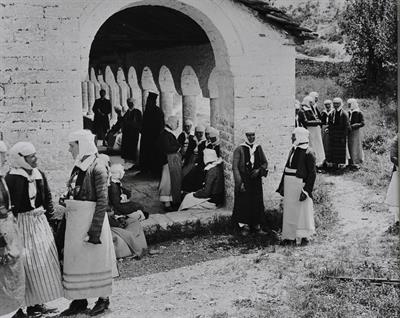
top-left (81, 64), bottom-right (219, 127)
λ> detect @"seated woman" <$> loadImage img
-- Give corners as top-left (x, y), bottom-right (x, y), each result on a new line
top-left (179, 149), bottom-right (224, 211)
top-left (108, 164), bottom-right (148, 259)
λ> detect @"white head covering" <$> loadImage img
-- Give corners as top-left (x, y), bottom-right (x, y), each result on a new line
top-left (347, 98), bottom-right (360, 111)
top-left (195, 125), bottom-right (205, 133)
top-left (203, 148), bottom-right (218, 165)
top-left (208, 127), bottom-right (219, 139)
top-left (295, 100), bottom-right (300, 110)
top-left (184, 119), bottom-right (193, 127)
top-left (110, 163), bottom-right (125, 183)
top-left (68, 129), bottom-right (98, 160)
top-left (301, 95), bottom-right (314, 107)
top-left (324, 99), bottom-right (332, 105)
top-left (166, 116), bottom-right (179, 131)
top-left (309, 92), bottom-right (319, 103)
top-left (333, 97), bottom-right (343, 110)
top-left (8, 141), bottom-right (36, 170)
top-left (293, 127), bottom-right (309, 149)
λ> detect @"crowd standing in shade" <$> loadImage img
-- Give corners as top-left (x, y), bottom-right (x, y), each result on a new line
top-left (3, 86), bottom-right (397, 318)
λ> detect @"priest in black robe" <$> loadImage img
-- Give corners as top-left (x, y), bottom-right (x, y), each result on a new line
top-left (92, 89), bottom-right (111, 144)
top-left (139, 92), bottom-right (165, 175)
top-left (121, 98), bottom-right (142, 166)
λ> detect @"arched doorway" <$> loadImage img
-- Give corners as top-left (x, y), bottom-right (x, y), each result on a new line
top-left (80, 1), bottom-right (237, 212)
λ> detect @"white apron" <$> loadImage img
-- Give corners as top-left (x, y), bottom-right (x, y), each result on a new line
top-left (63, 200), bottom-right (118, 300)
top-left (282, 167), bottom-right (315, 240)
top-left (178, 192), bottom-right (217, 211)
top-left (307, 126), bottom-right (325, 166)
top-left (385, 170), bottom-right (398, 207)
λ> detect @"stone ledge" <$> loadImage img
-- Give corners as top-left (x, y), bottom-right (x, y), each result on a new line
top-left (143, 208), bottom-right (232, 244)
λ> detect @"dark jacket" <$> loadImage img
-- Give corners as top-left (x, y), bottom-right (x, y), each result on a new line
top-left (108, 182), bottom-right (144, 215)
top-left (158, 129), bottom-right (181, 165)
top-left (67, 156), bottom-right (109, 241)
top-left (276, 147), bottom-right (316, 198)
top-left (5, 169), bottom-right (54, 220)
top-left (193, 164), bottom-right (225, 205)
top-left (390, 136), bottom-right (398, 171)
top-left (298, 106), bottom-right (321, 128)
top-left (349, 110), bottom-right (365, 130)
top-left (328, 108), bottom-right (351, 136)
top-left (177, 132), bottom-right (197, 165)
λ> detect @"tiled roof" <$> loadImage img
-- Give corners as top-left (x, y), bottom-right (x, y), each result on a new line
top-left (236, 0), bottom-right (317, 43)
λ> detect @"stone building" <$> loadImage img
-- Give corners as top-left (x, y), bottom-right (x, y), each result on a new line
top-left (0, 0), bottom-right (313, 206)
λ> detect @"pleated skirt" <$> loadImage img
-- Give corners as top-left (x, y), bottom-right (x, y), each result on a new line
top-left (282, 169), bottom-right (315, 240)
top-left (17, 209), bottom-right (63, 306)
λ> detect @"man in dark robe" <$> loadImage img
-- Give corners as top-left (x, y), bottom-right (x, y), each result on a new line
top-left (232, 130), bottom-right (268, 235)
top-left (326, 97), bottom-right (351, 168)
top-left (92, 89), bottom-right (111, 145)
top-left (139, 92), bottom-right (165, 176)
top-left (121, 98), bottom-right (142, 168)
top-left (157, 116), bottom-right (182, 212)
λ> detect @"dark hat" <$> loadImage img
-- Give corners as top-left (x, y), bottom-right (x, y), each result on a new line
top-left (147, 91), bottom-right (158, 101)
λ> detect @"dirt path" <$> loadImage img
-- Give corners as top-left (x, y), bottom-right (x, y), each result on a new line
top-left (2, 175), bottom-right (396, 318)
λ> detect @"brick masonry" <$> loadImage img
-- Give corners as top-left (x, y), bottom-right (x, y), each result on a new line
top-left (0, 0), bottom-right (296, 209)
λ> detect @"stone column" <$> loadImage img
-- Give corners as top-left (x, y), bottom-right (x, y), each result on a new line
top-left (87, 81), bottom-right (95, 115)
top-left (181, 66), bottom-right (201, 126)
top-left (127, 66), bottom-right (143, 112)
top-left (116, 67), bottom-right (129, 112)
top-left (159, 66), bottom-right (177, 119)
top-left (182, 95), bottom-right (197, 125)
top-left (210, 97), bottom-right (219, 127)
top-left (160, 92), bottom-right (174, 118)
top-left (208, 68), bottom-right (220, 128)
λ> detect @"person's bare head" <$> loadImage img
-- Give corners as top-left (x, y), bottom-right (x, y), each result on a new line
top-left (127, 98), bottom-right (135, 109)
top-left (100, 89), bottom-right (106, 98)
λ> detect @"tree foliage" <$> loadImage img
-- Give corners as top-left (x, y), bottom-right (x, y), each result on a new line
top-left (340, 0), bottom-right (397, 98)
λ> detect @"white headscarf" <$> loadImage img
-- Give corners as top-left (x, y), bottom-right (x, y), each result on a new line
top-left (301, 96), bottom-right (314, 108)
top-left (203, 149), bottom-right (222, 170)
top-left (0, 141), bottom-right (7, 153)
top-left (347, 98), bottom-right (360, 112)
top-left (8, 142), bottom-right (42, 208)
top-left (8, 141), bottom-right (37, 170)
top-left (309, 92), bottom-right (319, 103)
top-left (110, 163), bottom-right (125, 183)
top-left (293, 127), bottom-right (309, 149)
top-left (166, 116), bottom-right (179, 131)
top-left (68, 129), bottom-right (98, 170)
top-left (295, 100), bottom-right (300, 110)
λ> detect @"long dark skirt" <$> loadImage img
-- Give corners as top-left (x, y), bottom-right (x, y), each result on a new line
top-left (182, 165), bottom-right (205, 193)
top-left (168, 153), bottom-right (183, 205)
top-left (93, 114), bottom-right (109, 140)
top-left (327, 129), bottom-right (347, 164)
top-left (232, 177), bottom-right (265, 226)
top-left (121, 127), bottom-right (140, 161)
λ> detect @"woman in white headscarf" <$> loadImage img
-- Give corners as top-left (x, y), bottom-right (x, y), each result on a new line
top-left (179, 149), bottom-right (224, 211)
top-left (0, 141), bottom-right (26, 317)
top-left (277, 127), bottom-right (316, 245)
top-left (5, 141), bottom-right (63, 318)
top-left (347, 98), bottom-right (365, 166)
top-left (108, 163), bottom-right (148, 259)
top-left (298, 96), bottom-right (325, 167)
top-left (157, 116), bottom-right (182, 212)
top-left (59, 129), bottom-right (117, 317)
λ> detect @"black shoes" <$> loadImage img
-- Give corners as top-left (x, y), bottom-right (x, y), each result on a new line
top-left (89, 297), bottom-right (110, 316)
top-left (59, 299), bottom-right (88, 316)
top-left (27, 304), bottom-right (58, 316)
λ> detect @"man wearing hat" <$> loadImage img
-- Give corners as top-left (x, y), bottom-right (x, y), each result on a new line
top-left (232, 129), bottom-right (268, 235)
top-left (326, 97), bottom-right (351, 168)
top-left (139, 92), bottom-right (165, 175)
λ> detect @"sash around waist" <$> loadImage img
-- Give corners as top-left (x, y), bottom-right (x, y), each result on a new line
top-left (284, 167), bottom-right (297, 176)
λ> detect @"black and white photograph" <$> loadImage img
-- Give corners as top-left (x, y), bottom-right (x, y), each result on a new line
top-left (0, 0), bottom-right (398, 317)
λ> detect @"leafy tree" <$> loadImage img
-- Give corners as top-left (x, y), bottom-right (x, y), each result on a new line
top-left (340, 0), bottom-right (397, 97)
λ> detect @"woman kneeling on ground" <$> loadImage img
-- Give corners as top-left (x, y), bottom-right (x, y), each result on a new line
top-left (179, 149), bottom-right (224, 211)
top-left (108, 163), bottom-right (148, 259)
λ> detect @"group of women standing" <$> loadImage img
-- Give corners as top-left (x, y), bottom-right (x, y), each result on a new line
top-left (296, 92), bottom-right (365, 169)
top-left (0, 130), bottom-right (117, 318)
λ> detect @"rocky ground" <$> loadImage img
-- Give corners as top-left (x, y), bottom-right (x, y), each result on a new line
top-left (3, 173), bottom-right (397, 318)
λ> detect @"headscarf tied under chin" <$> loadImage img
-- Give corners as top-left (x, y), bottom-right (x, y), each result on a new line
top-left (110, 163), bottom-right (125, 183)
top-left (347, 98), bottom-right (360, 112)
top-left (293, 127), bottom-right (309, 149)
top-left (8, 141), bottom-right (36, 170)
top-left (203, 149), bottom-right (222, 171)
top-left (68, 130), bottom-right (98, 160)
